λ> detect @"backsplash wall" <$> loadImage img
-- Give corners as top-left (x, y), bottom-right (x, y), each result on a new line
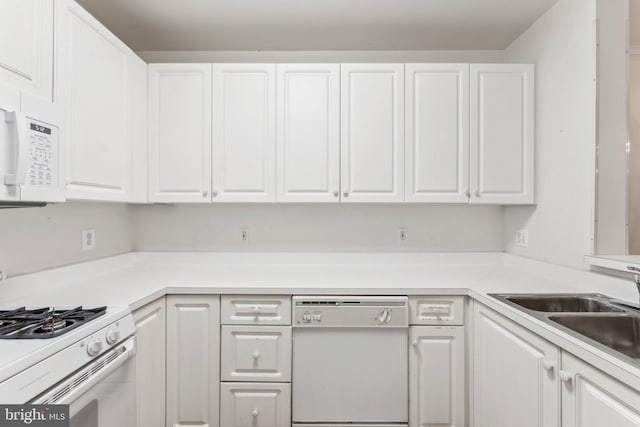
top-left (0, 203), bottom-right (134, 277)
top-left (132, 204), bottom-right (504, 252)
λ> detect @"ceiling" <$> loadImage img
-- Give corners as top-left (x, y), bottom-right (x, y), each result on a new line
top-left (75, 0), bottom-right (560, 51)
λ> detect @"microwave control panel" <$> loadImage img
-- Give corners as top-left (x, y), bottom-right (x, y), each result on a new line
top-left (27, 119), bottom-right (58, 187)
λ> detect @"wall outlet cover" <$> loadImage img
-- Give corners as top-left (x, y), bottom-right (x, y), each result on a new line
top-left (516, 229), bottom-right (529, 248)
top-left (82, 229), bottom-right (96, 251)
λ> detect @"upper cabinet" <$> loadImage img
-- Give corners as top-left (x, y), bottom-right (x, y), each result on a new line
top-left (470, 64), bottom-right (535, 204)
top-left (341, 64), bottom-right (405, 203)
top-left (212, 64), bottom-right (276, 202)
top-left (148, 64), bottom-right (212, 203)
top-left (276, 64), bottom-right (340, 203)
top-left (0, 0), bottom-right (54, 101)
top-left (55, 0), bottom-right (147, 202)
top-left (405, 64), bottom-right (470, 203)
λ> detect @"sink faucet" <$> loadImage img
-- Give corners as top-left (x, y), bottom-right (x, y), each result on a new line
top-left (627, 266), bottom-right (640, 307)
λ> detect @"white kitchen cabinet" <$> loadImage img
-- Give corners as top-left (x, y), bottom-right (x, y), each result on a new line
top-left (166, 295), bottom-right (220, 427)
top-left (56, 0), bottom-right (147, 202)
top-left (341, 64), bottom-right (404, 202)
top-left (221, 325), bottom-right (291, 382)
top-left (0, 0), bottom-right (54, 101)
top-left (132, 297), bottom-right (166, 427)
top-left (562, 352), bottom-right (640, 427)
top-left (221, 295), bottom-right (292, 326)
top-left (276, 64), bottom-right (340, 202)
top-left (212, 64), bottom-right (276, 202)
top-left (148, 64), bottom-right (212, 203)
top-left (405, 64), bottom-right (470, 203)
top-left (473, 303), bottom-right (560, 427)
top-left (470, 64), bottom-right (534, 204)
top-left (220, 382), bottom-right (291, 427)
top-left (409, 326), bottom-right (465, 427)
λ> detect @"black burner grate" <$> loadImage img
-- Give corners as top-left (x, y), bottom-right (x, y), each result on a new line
top-left (0, 306), bottom-right (107, 339)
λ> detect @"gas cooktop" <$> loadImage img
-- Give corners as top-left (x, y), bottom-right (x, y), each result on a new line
top-left (0, 307), bottom-right (107, 339)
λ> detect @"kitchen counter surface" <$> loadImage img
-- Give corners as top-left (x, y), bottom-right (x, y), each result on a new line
top-left (2, 251), bottom-right (640, 390)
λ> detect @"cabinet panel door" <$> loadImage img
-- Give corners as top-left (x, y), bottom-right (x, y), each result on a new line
top-left (473, 304), bottom-right (560, 427)
top-left (148, 64), bottom-right (212, 203)
top-left (0, 0), bottom-right (53, 100)
top-left (129, 54), bottom-right (148, 204)
top-left (132, 298), bottom-right (166, 427)
top-left (470, 64), bottom-right (534, 204)
top-left (212, 64), bottom-right (276, 202)
top-left (166, 295), bottom-right (220, 427)
top-left (221, 326), bottom-right (292, 382)
top-left (410, 326), bottom-right (465, 427)
top-left (276, 64), bottom-right (340, 202)
top-left (57, 0), bottom-right (133, 201)
top-left (562, 352), bottom-right (640, 427)
top-left (220, 383), bottom-right (291, 427)
top-left (405, 64), bottom-right (469, 203)
top-left (341, 64), bottom-right (404, 202)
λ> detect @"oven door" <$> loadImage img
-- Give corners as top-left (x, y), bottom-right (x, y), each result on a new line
top-left (31, 336), bottom-right (136, 427)
top-left (292, 327), bottom-right (408, 425)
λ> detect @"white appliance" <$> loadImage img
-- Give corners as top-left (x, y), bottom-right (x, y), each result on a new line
top-left (292, 296), bottom-right (409, 427)
top-left (0, 308), bottom-right (136, 427)
top-left (0, 82), bottom-right (64, 206)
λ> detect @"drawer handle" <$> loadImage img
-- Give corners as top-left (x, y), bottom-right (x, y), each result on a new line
top-left (252, 408), bottom-right (259, 417)
top-left (411, 339), bottom-right (419, 347)
top-left (560, 370), bottom-right (573, 384)
top-left (541, 360), bottom-right (554, 372)
top-left (252, 306), bottom-right (261, 313)
top-left (252, 351), bottom-right (261, 360)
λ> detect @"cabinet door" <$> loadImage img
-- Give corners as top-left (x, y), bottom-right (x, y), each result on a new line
top-left (341, 64), bottom-right (404, 202)
top-left (220, 383), bottom-right (291, 427)
top-left (129, 54), bottom-right (148, 204)
top-left (473, 303), bottom-right (560, 427)
top-left (410, 326), bottom-right (465, 427)
top-left (221, 326), bottom-right (292, 382)
top-left (405, 64), bottom-right (469, 203)
top-left (56, 0), bottom-right (135, 201)
top-left (132, 297), bottom-right (166, 427)
top-left (276, 64), bottom-right (340, 202)
top-left (212, 64), bottom-right (275, 202)
top-left (166, 295), bottom-right (220, 427)
top-left (562, 352), bottom-right (640, 427)
top-left (0, 0), bottom-right (54, 100)
top-left (470, 64), bottom-right (534, 204)
top-left (148, 64), bottom-right (212, 203)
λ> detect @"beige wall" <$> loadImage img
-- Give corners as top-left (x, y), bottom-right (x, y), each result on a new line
top-left (630, 55), bottom-right (640, 253)
top-left (503, 0), bottom-right (598, 268)
top-left (0, 203), bottom-right (134, 277)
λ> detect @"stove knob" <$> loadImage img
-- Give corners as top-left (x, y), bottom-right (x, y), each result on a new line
top-left (87, 339), bottom-right (104, 357)
top-left (105, 328), bottom-right (121, 345)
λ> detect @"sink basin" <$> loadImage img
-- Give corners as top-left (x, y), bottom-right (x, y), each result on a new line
top-left (502, 295), bottom-right (625, 313)
top-left (550, 315), bottom-right (640, 359)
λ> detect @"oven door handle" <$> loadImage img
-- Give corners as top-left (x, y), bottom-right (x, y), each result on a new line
top-left (31, 336), bottom-right (136, 405)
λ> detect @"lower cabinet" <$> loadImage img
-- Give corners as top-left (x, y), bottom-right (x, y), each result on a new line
top-left (473, 303), bottom-right (560, 427)
top-left (562, 352), bottom-right (640, 427)
top-left (409, 326), bottom-right (465, 427)
top-left (166, 295), bottom-right (221, 427)
top-left (220, 382), bottom-right (291, 427)
top-left (132, 297), bottom-right (166, 427)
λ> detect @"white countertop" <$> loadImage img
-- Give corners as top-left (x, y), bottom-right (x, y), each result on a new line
top-left (2, 251), bottom-right (640, 390)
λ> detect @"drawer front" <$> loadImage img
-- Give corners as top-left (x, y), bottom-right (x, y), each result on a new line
top-left (222, 295), bottom-right (291, 325)
top-left (409, 296), bottom-right (465, 325)
top-left (221, 326), bottom-right (292, 382)
top-left (220, 382), bottom-right (291, 427)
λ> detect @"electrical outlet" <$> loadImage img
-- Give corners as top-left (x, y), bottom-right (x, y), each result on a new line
top-left (240, 228), bottom-right (249, 244)
top-left (516, 229), bottom-right (529, 248)
top-left (398, 227), bottom-right (408, 243)
top-left (82, 229), bottom-right (96, 251)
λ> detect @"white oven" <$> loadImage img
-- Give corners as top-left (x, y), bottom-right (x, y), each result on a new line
top-left (292, 296), bottom-right (409, 427)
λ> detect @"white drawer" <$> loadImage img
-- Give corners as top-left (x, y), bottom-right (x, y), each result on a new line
top-left (220, 382), bottom-right (291, 427)
top-left (221, 326), bottom-right (292, 382)
top-left (221, 295), bottom-right (291, 325)
top-left (409, 296), bottom-right (465, 325)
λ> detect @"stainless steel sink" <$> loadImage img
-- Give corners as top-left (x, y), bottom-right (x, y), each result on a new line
top-left (549, 315), bottom-right (640, 359)
top-left (501, 294), bottom-right (625, 313)
top-left (490, 293), bottom-right (640, 365)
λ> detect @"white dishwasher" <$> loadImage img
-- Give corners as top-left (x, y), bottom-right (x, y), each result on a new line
top-left (292, 296), bottom-right (408, 427)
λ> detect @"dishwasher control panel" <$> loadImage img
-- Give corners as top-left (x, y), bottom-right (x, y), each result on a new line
top-left (293, 296), bottom-right (408, 327)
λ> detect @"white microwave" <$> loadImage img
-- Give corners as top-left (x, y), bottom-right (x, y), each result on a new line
top-left (0, 82), bottom-right (64, 205)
